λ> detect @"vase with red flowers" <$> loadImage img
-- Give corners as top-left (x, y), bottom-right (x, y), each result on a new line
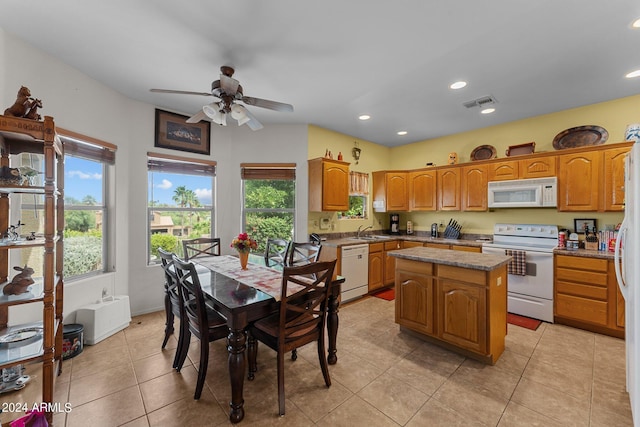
top-left (230, 232), bottom-right (257, 270)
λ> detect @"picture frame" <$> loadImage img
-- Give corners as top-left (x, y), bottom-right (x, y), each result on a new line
top-left (154, 109), bottom-right (211, 155)
top-left (574, 218), bottom-right (596, 234)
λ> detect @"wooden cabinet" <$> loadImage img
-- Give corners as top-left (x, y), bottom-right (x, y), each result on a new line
top-left (461, 164), bottom-right (488, 211)
top-left (488, 156), bottom-right (556, 181)
top-left (425, 242), bottom-right (482, 253)
top-left (603, 146), bottom-right (629, 212)
top-left (368, 242), bottom-right (384, 292)
top-left (395, 258), bottom-right (506, 364)
top-left (384, 240), bottom-right (401, 285)
top-left (402, 241), bottom-right (425, 249)
top-left (557, 151), bottom-right (601, 211)
top-left (437, 167), bottom-right (460, 211)
top-left (408, 169), bottom-right (437, 211)
top-left (0, 115), bottom-right (64, 425)
top-left (554, 254), bottom-right (623, 338)
top-left (396, 260), bottom-right (434, 335)
top-left (308, 157), bottom-right (350, 211)
top-left (372, 171), bottom-right (408, 212)
top-left (519, 156), bottom-right (556, 179)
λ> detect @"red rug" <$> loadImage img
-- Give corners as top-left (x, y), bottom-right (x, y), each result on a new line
top-left (372, 288), bottom-right (395, 301)
top-left (507, 313), bottom-right (542, 331)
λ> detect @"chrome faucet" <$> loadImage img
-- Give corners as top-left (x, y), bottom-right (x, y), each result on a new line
top-left (356, 225), bottom-right (373, 238)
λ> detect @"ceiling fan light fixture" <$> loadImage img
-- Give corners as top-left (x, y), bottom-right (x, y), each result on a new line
top-left (202, 103), bottom-right (218, 119)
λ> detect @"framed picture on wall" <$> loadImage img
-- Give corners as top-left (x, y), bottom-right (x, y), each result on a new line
top-left (574, 218), bottom-right (596, 234)
top-left (154, 109), bottom-right (211, 155)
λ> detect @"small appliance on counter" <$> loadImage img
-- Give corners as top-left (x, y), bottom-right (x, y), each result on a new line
top-left (407, 221), bottom-right (413, 235)
top-left (390, 214), bottom-right (400, 234)
top-left (431, 223), bottom-right (438, 238)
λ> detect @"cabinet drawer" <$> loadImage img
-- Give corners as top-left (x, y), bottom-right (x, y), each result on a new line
top-left (426, 243), bottom-right (450, 250)
top-left (556, 255), bottom-right (607, 272)
top-left (556, 280), bottom-right (608, 300)
top-left (556, 293), bottom-right (607, 326)
top-left (437, 264), bottom-right (485, 286)
top-left (556, 267), bottom-right (607, 286)
top-left (402, 241), bottom-right (425, 249)
top-left (384, 240), bottom-right (401, 251)
top-left (369, 242), bottom-right (384, 253)
top-left (396, 258), bottom-right (432, 275)
top-left (451, 245), bottom-right (481, 253)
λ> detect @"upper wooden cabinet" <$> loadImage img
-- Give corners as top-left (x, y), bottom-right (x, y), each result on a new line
top-left (372, 171), bottom-right (408, 212)
top-left (308, 158), bottom-right (350, 211)
top-left (603, 146), bottom-right (629, 211)
top-left (488, 156), bottom-right (556, 181)
top-left (408, 169), bottom-right (437, 211)
top-left (437, 167), bottom-right (460, 211)
top-left (557, 150), bottom-right (601, 211)
top-left (462, 164), bottom-right (488, 211)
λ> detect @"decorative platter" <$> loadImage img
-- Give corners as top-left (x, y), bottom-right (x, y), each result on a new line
top-left (0, 327), bottom-right (42, 344)
top-left (470, 145), bottom-right (497, 161)
top-left (552, 125), bottom-right (608, 150)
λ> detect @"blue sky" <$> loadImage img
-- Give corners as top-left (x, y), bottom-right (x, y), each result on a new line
top-left (65, 157), bottom-right (213, 206)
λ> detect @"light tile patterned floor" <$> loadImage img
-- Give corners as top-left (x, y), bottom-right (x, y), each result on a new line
top-left (48, 296), bottom-right (632, 426)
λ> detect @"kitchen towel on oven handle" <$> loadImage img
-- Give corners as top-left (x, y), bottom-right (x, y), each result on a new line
top-left (505, 249), bottom-right (527, 276)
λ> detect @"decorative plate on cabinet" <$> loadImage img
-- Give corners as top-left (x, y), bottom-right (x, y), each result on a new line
top-left (470, 145), bottom-right (497, 161)
top-left (552, 125), bottom-right (608, 150)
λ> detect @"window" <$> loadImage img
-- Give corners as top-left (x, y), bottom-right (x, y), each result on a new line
top-left (241, 164), bottom-right (296, 254)
top-left (340, 171), bottom-right (369, 219)
top-left (147, 153), bottom-right (216, 263)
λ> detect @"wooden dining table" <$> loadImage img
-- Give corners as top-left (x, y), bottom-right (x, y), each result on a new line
top-left (191, 255), bottom-right (344, 423)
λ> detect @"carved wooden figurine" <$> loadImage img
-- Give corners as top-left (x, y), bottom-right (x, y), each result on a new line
top-left (3, 265), bottom-right (35, 295)
top-left (3, 86), bottom-right (43, 120)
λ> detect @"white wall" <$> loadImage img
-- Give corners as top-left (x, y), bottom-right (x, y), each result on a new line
top-left (1, 32), bottom-right (310, 317)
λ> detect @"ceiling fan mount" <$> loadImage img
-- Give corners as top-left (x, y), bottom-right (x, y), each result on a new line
top-left (150, 65), bottom-right (293, 131)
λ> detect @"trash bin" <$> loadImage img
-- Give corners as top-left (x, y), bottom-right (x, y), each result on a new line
top-left (62, 324), bottom-right (84, 360)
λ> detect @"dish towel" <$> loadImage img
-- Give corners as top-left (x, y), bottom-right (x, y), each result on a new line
top-left (505, 249), bottom-right (527, 276)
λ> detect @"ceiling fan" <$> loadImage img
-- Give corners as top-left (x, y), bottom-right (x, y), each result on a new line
top-left (150, 66), bottom-right (293, 130)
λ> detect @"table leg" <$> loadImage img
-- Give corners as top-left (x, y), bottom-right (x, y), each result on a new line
top-left (327, 293), bottom-right (339, 365)
top-left (227, 328), bottom-right (246, 423)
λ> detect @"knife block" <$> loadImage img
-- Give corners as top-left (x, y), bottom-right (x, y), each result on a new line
top-left (584, 240), bottom-right (598, 251)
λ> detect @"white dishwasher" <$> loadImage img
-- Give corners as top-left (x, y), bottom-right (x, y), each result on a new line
top-left (340, 244), bottom-right (369, 302)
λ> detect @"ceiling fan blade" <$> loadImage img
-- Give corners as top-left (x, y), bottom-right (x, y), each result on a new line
top-left (220, 74), bottom-right (240, 96)
top-left (150, 88), bottom-right (213, 97)
top-left (186, 110), bottom-right (208, 123)
top-left (243, 108), bottom-right (264, 131)
top-left (242, 96), bottom-right (294, 112)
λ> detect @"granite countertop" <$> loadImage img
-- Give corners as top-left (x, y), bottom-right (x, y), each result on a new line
top-left (321, 235), bottom-right (489, 248)
top-left (554, 248), bottom-right (615, 260)
top-left (389, 247), bottom-right (511, 271)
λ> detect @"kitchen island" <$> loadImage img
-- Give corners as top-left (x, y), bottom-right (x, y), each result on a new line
top-left (389, 247), bottom-right (511, 364)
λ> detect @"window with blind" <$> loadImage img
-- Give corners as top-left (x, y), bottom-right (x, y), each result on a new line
top-left (56, 130), bottom-right (116, 279)
top-left (241, 163), bottom-right (296, 254)
top-left (340, 171), bottom-right (369, 219)
top-left (147, 153), bottom-right (216, 263)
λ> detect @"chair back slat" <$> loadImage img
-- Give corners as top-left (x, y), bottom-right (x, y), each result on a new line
top-left (182, 237), bottom-right (221, 260)
top-left (158, 248), bottom-right (181, 316)
top-left (173, 255), bottom-right (209, 339)
top-left (279, 260), bottom-right (336, 348)
top-left (288, 242), bottom-right (322, 266)
top-left (264, 238), bottom-right (291, 268)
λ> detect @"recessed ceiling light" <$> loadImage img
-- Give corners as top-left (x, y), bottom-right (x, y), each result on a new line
top-left (450, 81), bottom-right (467, 90)
top-left (480, 108), bottom-right (496, 114)
top-left (626, 69), bottom-right (640, 78)
top-left (397, 131), bottom-right (408, 136)
top-left (632, 18), bottom-right (640, 28)
top-left (358, 114), bottom-right (371, 120)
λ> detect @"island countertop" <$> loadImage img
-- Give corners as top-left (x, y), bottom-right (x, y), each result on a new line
top-left (388, 247), bottom-right (511, 271)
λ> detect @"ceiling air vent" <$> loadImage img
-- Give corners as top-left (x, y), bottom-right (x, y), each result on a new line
top-left (463, 95), bottom-right (498, 109)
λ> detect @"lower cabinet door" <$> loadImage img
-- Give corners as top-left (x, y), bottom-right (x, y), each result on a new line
top-left (437, 279), bottom-right (486, 353)
top-left (396, 269), bottom-right (434, 335)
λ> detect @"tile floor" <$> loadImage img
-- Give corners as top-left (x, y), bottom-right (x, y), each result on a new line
top-left (47, 295), bottom-right (632, 426)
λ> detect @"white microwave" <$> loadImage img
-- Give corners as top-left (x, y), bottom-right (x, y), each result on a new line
top-left (488, 177), bottom-right (557, 208)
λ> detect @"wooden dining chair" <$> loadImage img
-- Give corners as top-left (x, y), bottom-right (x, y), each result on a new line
top-left (264, 238), bottom-right (290, 268)
top-left (158, 248), bottom-right (185, 369)
top-left (247, 259), bottom-right (337, 416)
top-left (172, 254), bottom-right (229, 400)
top-left (287, 241), bottom-right (322, 266)
top-left (182, 237), bottom-right (221, 260)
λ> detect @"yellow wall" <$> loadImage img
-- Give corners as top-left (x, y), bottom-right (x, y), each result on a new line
top-left (309, 94), bottom-right (640, 234)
